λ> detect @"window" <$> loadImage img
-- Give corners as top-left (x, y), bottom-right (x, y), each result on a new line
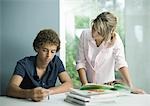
top-left (60, 0), bottom-right (125, 88)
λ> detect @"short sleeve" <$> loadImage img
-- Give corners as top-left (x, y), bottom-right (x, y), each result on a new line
top-left (13, 61), bottom-right (26, 78)
top-left (56, 56), bottom-right (65, 73)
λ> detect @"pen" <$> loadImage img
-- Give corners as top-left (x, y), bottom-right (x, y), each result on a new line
top-left (48, 95), bottom-right (49, 100)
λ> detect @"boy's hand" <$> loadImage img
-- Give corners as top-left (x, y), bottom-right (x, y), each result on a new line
top-left (29, 87), bottom-right (50, 102)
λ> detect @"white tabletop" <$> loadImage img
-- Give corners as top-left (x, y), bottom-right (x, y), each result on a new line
top-left (1, 93), bottom-right (150, 106)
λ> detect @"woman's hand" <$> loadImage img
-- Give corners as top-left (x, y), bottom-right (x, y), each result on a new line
top-left (130, 87), bottom-right (146, 94)
top-left (104, 80), bottom-right (123, 86)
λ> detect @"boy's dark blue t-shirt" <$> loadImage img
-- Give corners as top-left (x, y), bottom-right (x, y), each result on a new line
top-left (13, 55), bottom-right (65, 89)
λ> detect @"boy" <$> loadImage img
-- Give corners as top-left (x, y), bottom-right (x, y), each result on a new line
top-left (7, 29), bottom-right (72, 101)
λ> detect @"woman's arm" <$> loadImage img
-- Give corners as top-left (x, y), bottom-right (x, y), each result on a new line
top-left (78, 68), bottom-right (88, 85)
top-left (76, 31), bottom-right (88, 85)
top-left (119, 67), bottom-right (133, 87)
top-left (119, 67), bottom-right (145, 94)
top-left (48, 71), bottom-right (73, 94)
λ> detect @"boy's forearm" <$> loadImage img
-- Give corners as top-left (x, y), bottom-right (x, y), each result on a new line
top-left (7, 84), bottom-right (31, 99)
top-left (48, 81), bottom-right (72, 94)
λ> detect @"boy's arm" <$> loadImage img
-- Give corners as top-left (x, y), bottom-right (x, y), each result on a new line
top-left (7, 75), bottom-right (33, 99)
top-left (48, 71), bottom-right (73, 94)
top-left (7, 75), bottom-right (49, 101)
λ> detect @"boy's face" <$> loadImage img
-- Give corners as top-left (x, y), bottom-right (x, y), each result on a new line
top-left (36, 43), bottom-right (57, 64)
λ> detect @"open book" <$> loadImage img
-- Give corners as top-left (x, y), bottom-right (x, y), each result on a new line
top-left (80, 83), bottom-right (130, 91)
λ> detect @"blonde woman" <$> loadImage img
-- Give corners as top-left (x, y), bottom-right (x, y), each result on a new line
top-left (76, 12), bottom-right (145, 94)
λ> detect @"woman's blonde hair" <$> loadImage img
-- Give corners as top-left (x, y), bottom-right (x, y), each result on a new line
top-left (92, 12), bottom-right (117, 46)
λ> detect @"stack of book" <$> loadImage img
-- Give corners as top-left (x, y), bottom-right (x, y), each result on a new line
top-left (64, 83), bottom-right (130, 105)
top-left (64, 89), bottom-right (118, 105)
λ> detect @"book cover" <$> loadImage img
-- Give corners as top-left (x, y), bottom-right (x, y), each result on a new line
top-left (66, 92), bottom-right (118, 102)
top-left (64, 95), bottom-right (116, 106)
top-left (80, 83), bottom-right (130, 91)
top-left (69, 88), bottom-right (119, 99)
top-left (80, 83), bottom-right (114, 90)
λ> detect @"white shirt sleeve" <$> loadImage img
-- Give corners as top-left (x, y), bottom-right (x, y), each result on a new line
top-left (113, 34), bottom-right (128, 70)
top-left (76, 31), bottom-right (87, 70)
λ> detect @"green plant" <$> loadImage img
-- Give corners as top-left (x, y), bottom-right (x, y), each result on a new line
top-left (66, 33), bottom-right (81, 88)
top-left (75, 16), bottom-right (90, 28)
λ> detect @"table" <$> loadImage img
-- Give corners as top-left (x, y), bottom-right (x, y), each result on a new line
top-left (1, 93), bottom-right (150, 106)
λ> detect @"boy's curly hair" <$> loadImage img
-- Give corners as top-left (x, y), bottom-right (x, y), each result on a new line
top-left (33, 29), bottom-right (60, 52)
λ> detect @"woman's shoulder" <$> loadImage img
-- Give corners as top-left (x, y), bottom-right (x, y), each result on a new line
top-left (113, 32), bottom-right (124, 47)
top-left (114, 32), bottom-right (119, 38)
top-left (81, 29), bottom-right (91, 35)
top-left (114, 32), bottom-right (123, 42)
top-left (80, 29), bottom-right (92, 40)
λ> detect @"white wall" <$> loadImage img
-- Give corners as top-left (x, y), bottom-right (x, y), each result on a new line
top-left (125, 0), bottom-right (150, 93)
top-left (1, 0), bottom-right (59, 95)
